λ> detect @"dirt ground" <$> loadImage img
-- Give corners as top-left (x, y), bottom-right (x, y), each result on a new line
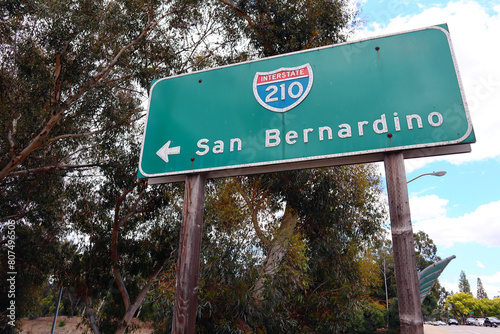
top-left (19, 316), bottom-right (154, 334)
top-left (19, 318), bottom-right (443, 333)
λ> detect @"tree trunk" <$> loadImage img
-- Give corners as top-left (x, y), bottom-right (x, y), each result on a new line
top-left (114, 257), bottom-right (167, 334)
top-left (251, 203), bottom-right (298, 306)
top-left (114, 285), bottom-right (152, 334)
top-left (67, 290), bottom-right (74, 318)
top-left (84, 294), bottom-right (101, 334)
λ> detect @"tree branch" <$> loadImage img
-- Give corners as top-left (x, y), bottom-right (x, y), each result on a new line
top-left (115, 257), bottom-right (168, 334)
top-left (234, 178), bottom-right (271, 246)
top-left (218, 0), bottom-right (276, 55)
top-left (111, 178), bottom-right (149, 312)
top-left (7, 115), bottom-right (21, 154)
top-left (44, 129), bottom-right (105, 145)
top-left (84, 294), bottom-right (101, 334)
top-left (0, 199), bottom-right (31, 222)
top-left (113, 267), bottom-right (131, 312)
top-left (0, 10), bottom-right (166, 182)
top-left (110, 177), bottom-right (168, 334)
top-left (7, 163), bottom-right (105, 177)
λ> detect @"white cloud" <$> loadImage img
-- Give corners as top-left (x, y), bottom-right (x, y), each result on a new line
top-left (351, 1), bottom-right (500, 169)
top-left (440, 280), bottom-right (500, 299)
top-left (470, 272), bottom-right (500, 298)
top-left (440, 280), bottom-right (459, 295)
top-left (410, 194), bottom-right (448, 221)
top-left (477, 260), bottom-right (485, 268)
top-left (484, 284), bottom-right (500, 299)
top-left (482, 272), bottom-right (500, 285)
top-left (413, 199), bottom-right (500, 248)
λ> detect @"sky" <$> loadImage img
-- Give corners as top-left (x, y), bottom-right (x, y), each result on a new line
top-left (349, 0), bottom-right (500, 299)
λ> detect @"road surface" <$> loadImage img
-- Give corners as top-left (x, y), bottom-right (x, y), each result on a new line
top-left (425, 324), bottom-right (499, 333)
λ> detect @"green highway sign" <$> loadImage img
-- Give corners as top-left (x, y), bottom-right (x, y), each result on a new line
top-left (139, 25), bottom-right (475, 182)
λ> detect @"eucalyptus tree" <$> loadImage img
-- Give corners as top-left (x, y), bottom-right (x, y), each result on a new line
top-left (149, 165), bottom-right (386, 332)
top-left (0, 0), bottom-right (246, 211)
top-left (219, 0), bottom-right (358, 56)
top-left (0, 0), bottom-right (247, 332)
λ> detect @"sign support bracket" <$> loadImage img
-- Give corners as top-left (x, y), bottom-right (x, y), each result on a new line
top-left (384, 152), bottom-right (424, 333)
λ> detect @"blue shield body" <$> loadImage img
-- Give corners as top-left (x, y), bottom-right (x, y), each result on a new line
top-left (253, 64), bottom-right (313, 113)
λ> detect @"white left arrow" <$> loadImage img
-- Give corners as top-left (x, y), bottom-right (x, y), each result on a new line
top-left (156, 141), bottom-right (181, 163)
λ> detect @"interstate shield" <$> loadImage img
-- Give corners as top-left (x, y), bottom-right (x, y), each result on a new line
top-left (253, 63), bottom-right (313, 113)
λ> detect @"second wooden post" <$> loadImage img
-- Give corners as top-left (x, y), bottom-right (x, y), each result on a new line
top-left (384, 152), bottom-right (423, 334)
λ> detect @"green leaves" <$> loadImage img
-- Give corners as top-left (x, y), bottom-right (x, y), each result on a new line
top-left (189, 166), bottom-right (386, 331)
top-left (445, 276), bottom-right (500, 322)
top-left (459, 270), bottom-right (472, 294)
top-left (227, 0), bottom-right (357, 56)
top-left (477, 277), bottom-right (488, 299)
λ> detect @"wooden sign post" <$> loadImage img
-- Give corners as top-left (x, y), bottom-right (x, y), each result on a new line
top-left (384, 152), bottom-right (423, 333)
top-left (172, 173), bottom-right (207, 334)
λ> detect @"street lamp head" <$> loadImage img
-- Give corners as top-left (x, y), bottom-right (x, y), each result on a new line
top-left (407, 170), bottom-right (447, 183)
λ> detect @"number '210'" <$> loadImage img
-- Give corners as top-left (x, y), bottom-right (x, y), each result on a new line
top-left (265, 81), bottom-right (304, 103)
